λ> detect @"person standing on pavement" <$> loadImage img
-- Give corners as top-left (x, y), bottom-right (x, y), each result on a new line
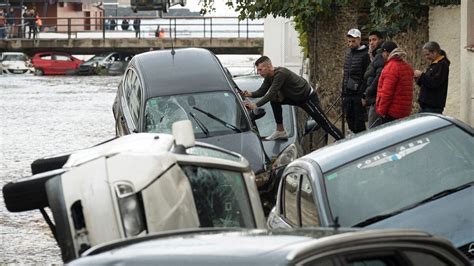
top-left (374, 41), bottom-right (413, 126)
top-left (363, 30), bottom-right (385, 128)
top-left (414, 41), bottom-right (450, 114)
top-left (342, 28), bottom-right (370, 134)
top-left (5, 8), bottom-right (15, 39)
top-left (133, 17), bottom-right (141, 38)
top-left (26, 9), bottom-right (37, 39)
top-left (241, 56), bottom-right (344, 141)
top-left (121, 18), bottom-right (129, 31)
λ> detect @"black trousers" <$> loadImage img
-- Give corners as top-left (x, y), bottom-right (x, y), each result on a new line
top-left (343, 95), bottom-right (366, 133)
top-left (271, 92), bottom-right (344, 140)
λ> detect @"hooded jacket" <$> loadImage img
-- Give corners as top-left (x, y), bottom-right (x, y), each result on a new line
top-left (364, 43), bottom-right (385, 105)
top-left (376, 48), bottom-right (413, 119)
top-left (417, 55), bottom-right (450, 109)
top-left (343, 45), bottom-right (370, 95)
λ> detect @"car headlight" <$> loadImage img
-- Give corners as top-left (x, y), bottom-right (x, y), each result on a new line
top-left (92, 62), bottom-right (98, 68)
top-left (272, 144), bottom-right (298, 170)
top-left (115, 182), bottom-right (146, 237)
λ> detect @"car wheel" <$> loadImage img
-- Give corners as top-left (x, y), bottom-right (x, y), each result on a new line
top-left (45, 176), bottom-right (78, 262)
top-left (2, 172), bottom-right (61, 212)
top-left (35, 68), bottom-right (44, 76)
top-left (31, 154), bottom-right (70, 175)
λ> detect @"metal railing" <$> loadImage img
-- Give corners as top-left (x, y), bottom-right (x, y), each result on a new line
top-left (1, 16), bottom-right (264, 41)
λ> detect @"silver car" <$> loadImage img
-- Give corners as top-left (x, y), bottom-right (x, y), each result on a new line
top-left (3, 120), bottom-right (265, 262)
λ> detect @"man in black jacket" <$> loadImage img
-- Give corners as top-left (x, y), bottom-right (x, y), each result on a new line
top-left (241, 56), bottom-right (343, 141)
top-left (414, 41), bottom-right (450, 114)
top-left (363, 30), bottom-right (385, 128)
top-left (342, 28), bottom-right (370, 134)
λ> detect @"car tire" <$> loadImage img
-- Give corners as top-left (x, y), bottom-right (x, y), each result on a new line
top-left (31, 154), bottom-right (70, 175)
top-left (35, 68), bottom-right (44, 76)
top-left (2, 172), bottom-right (61, 212)
top-left (46, 177), bottom-right (77, 262)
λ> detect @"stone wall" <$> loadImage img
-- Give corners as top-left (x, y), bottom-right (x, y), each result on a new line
top-left (428, 5), bottom-right (461, 119)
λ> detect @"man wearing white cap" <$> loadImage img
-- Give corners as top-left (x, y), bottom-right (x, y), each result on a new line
top-left (342, 28), bottom-right (370, 134)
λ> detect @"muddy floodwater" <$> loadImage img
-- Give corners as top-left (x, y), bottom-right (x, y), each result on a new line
top-left (0, 74), bottom-right (120, 263)
top-left (0, 54), bottom-right (257, 263)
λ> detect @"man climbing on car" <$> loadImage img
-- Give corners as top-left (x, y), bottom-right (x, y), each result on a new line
top-left (241, 56), bottom-right (343, 141)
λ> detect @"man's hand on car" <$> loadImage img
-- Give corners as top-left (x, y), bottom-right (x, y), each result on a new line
top-left (243, 101), bottom-right (257, 110)
top-left (240, 90), bottom-right (252, 97)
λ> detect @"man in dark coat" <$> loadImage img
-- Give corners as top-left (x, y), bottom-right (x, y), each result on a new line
top-left (133, 18), bottom-right (141, 38)
top-left (363, 30), bottom-right (385, 128)
top-left (342, 28), bottom-right (370, 133)
top-left (241, 56), bottom-right (343, 141)
top-left (414, 41), bottom-right (450, 114)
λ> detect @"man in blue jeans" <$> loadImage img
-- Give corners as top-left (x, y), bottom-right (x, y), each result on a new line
top-left (241, 56), bottom-right (343, 141)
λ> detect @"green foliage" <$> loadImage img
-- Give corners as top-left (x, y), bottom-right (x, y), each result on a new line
top-left (198, 0), bottom-right (460, 53)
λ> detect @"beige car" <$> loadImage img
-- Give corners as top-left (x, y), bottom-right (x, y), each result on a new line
top-left (3, 121), bottom-right (265, 262)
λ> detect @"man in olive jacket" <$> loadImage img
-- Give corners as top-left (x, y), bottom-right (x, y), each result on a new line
top-left (241, 56), bottom-right (343, 141)
top-left (342, 28), bottom-right (370, 133)
top-left (363, 30), bottom-right (385, 128)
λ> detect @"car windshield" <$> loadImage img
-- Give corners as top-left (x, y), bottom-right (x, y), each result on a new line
top-left (3, 54), bottom-right (27, 61)
top-left (144, 91), bottom-right (250, 138)
top-left (182, 165), bottom-right (255, 228)
top-left (87, 54), bottom-right (108, 62)
top-left (324, 126), bottom-right (474, 227)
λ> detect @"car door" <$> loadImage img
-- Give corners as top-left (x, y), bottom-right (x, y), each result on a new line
top-left (53, 54), bottom-right (74, 74)
top-left (37, 53), bottom-right (53, 73)
top-left (269, 166), bottom-right (324, 229)
top-left (118, 69), bottom-right (142, 134)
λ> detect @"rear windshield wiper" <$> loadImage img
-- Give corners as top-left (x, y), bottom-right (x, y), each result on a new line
top-left (189, 112), bottom-right (209, 137)
top-left (353, 181), bottom-right (473, 227)
top-left (192, 107), bottom-right (241, 133)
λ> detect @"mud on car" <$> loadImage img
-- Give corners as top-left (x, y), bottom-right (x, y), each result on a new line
top-left (3, 120), bottom-right (265, 262)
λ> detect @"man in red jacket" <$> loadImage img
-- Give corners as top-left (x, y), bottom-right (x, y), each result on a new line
top-left (374, 41), bottom-right (413, 127)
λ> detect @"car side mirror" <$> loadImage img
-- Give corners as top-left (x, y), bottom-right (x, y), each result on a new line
top-left (249, 108), bottom-right (266, 121)
top-left (304, 120), bottom-right (320, 136)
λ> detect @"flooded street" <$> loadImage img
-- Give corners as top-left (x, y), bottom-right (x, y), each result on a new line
top-left (0, 54), bottom-right (257, 263)
top-left (0, 74), bottom-right (120, 263)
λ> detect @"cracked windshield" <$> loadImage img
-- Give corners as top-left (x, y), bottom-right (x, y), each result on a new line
top-left (145, 91), bottom-right (249, 137)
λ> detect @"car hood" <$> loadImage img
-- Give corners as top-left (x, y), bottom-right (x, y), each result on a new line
top-left (261, 134), bottom-right (297, 160)
top-left (366, 186), bottom-right (474, 248)
top-left (2, 60), bottom-right (28, 67)
top-left (198, 131), bottom-right (266, 174)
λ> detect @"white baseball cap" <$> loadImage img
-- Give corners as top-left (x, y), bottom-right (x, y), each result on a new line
top-left (347, 28), bottom-right (361, 38)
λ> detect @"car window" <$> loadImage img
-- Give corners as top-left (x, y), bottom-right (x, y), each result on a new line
top-left (300, 174), bottom-right (320, 226)
top-left (144, 92), bottom-right (250, 137)
top-left (129, 72), bottom-right (142, 124)
top-left (324, 125), bottom-right (474, 227)
top-left (283, 172), bottom-right (299, 225)
top-left (54, 55), bottom-right (72, 61)
top-left (182, 165), bottom-right (255, 228)
top-left (40, 55), bottom-right (52, 60)
top-left (403, 250), bottom-right (450, 266)
top-left (3, 54), bottom-right (27, 61)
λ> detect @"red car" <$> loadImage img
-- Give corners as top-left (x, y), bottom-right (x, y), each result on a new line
top-left (31, 52), bottom-right (83, 75)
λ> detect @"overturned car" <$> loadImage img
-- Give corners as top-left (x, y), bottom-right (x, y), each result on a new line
top-left (3, 120), bottom-right (265, 262)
